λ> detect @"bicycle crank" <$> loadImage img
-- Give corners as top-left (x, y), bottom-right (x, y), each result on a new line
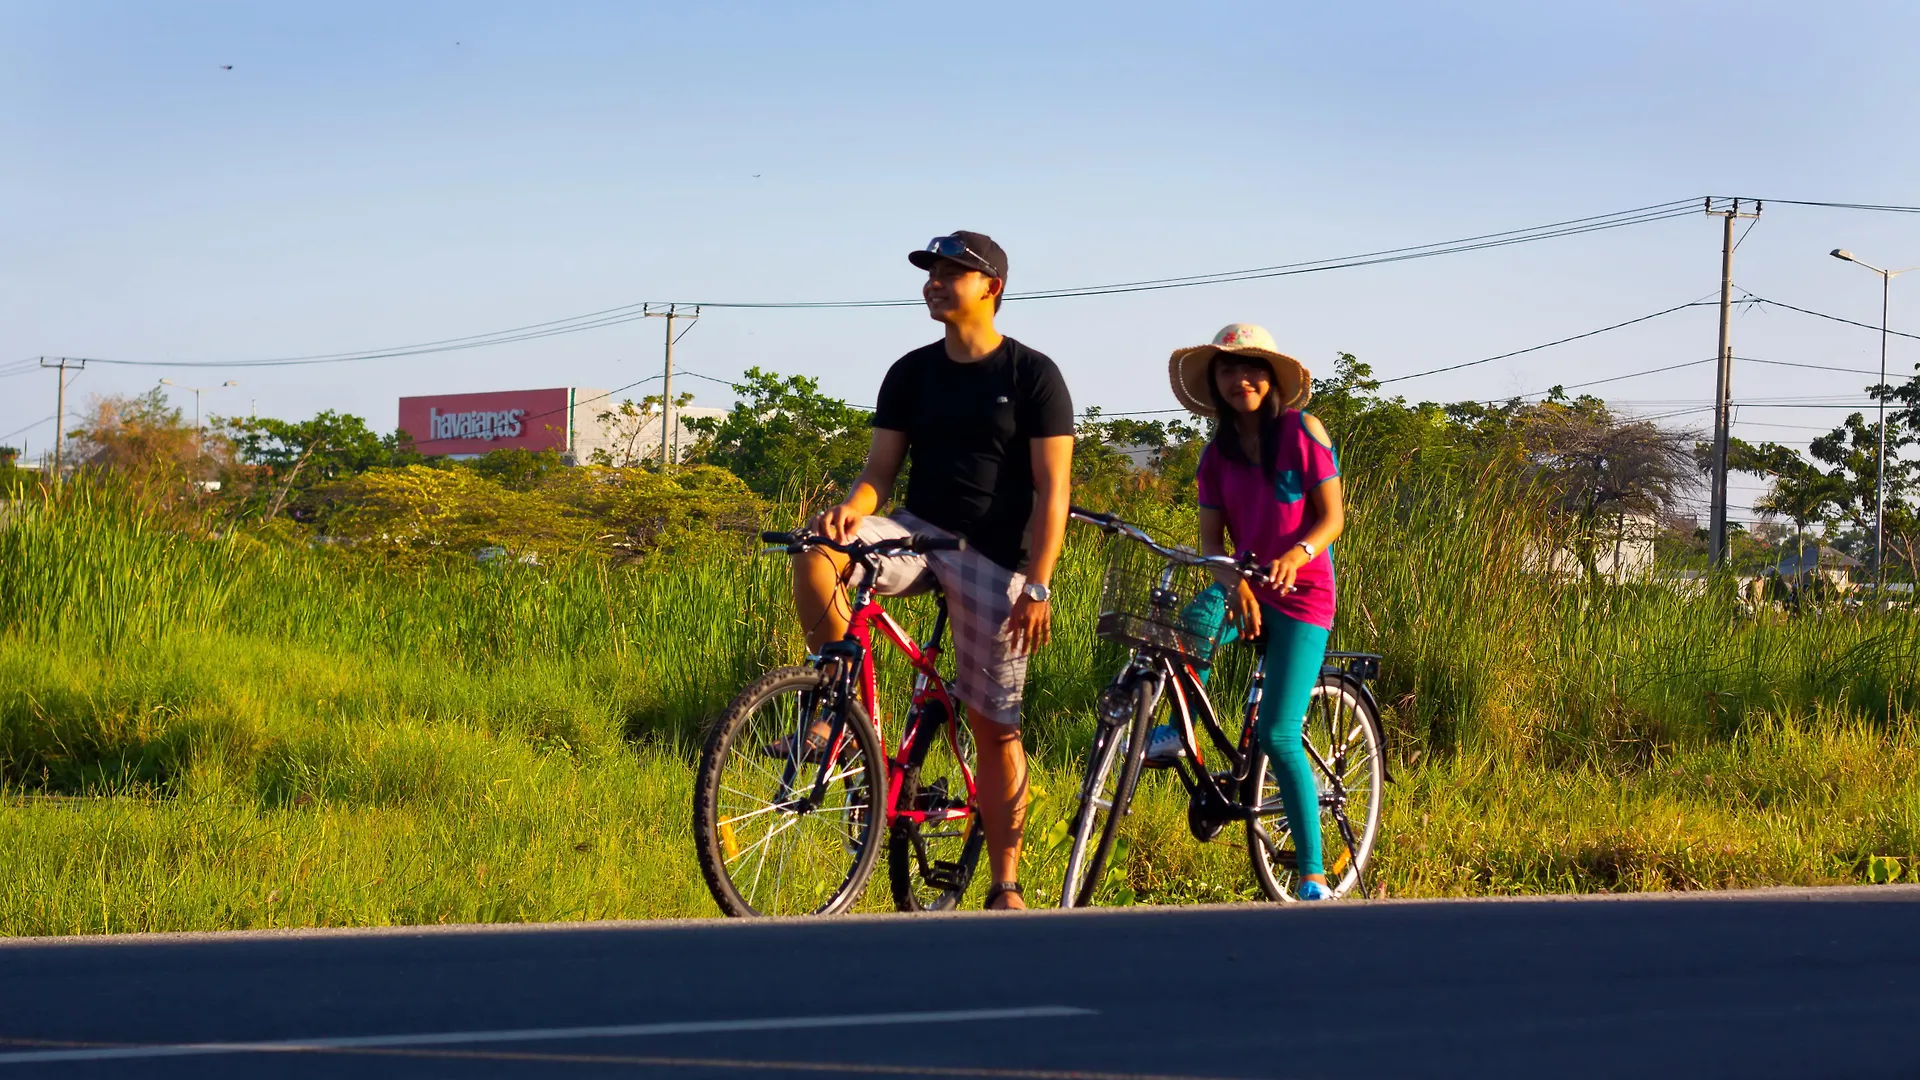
top-left (1186, 773), bottom-right (1237, 842)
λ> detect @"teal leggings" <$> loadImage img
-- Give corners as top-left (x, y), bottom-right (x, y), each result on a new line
top-left (1185, 587), bottom-right (1330, 877)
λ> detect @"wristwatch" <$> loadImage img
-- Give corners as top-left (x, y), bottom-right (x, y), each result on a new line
top-left (1297, 541), bottom-right (1316, 557)
top-left (1022, 581), bottom-right (1052, 603)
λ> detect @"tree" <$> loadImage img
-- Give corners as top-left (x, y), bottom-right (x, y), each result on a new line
top-left (1071, 409), bottom-right (1206, 510)
top-left (221, 410), bottom-right (428, 519)
top-left (1508, 395), bottom-right (1699, 584)
top-left (0, 446), bottom-right (26, 492)
top-left (1727, 369), bottom-right (1920, 581)
top-left (683, 367), bottom-right (872, 504)
top-left (592, 393), bottom-right (690, 468)
top-left (66, 389), bottom-right (212, 493)
top-left (470, 447), bottom-right (567, 492)
top-left (316, 465), bottom-right (592, 568)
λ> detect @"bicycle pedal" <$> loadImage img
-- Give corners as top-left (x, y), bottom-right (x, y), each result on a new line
top-left (1186, 783), bottom-right (1233, 843)
top-left (923, 860), bottom-right (966, 892)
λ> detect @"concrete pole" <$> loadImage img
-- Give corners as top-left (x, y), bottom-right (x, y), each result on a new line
top-left (1709, 205), bottom-right (1737, 569)
top-left (661, 308), bottom-right (676, 470)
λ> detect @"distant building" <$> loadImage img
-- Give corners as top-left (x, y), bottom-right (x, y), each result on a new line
top-left (1770, 543), bottom-right (1859, 592)
top-left (396, 388), bottom-right (722, 465)
top-left (399, 388), bottom-right (606, 461)
top-left (1529, 512), bottom-right (1660, 583)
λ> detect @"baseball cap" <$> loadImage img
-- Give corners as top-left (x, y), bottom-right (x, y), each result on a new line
top-left (908, 231), bottom-right (1008, 281)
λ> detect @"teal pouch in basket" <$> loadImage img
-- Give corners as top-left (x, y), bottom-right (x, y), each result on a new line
top-left (1179, 583), bottom-right (1240, 683)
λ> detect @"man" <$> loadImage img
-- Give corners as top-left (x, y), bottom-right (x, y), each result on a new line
top-left (792, 230), bottom-right (1074, 911)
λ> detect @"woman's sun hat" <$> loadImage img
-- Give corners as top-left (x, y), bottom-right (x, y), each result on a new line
top-left (1168, 323), bottom-right (1311, 418)
top-left (1159, 319), bottom-right (1313, 417)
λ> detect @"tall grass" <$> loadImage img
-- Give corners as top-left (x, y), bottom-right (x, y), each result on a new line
top-left (0, 473), bottom-right (1916, 935)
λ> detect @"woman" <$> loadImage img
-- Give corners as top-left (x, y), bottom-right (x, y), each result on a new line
top-left (1169, 323), bottom-right (1345, 901)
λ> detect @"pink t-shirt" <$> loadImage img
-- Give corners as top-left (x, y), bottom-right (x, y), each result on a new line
top-left (1194, 410), bottom-right (1339, 630)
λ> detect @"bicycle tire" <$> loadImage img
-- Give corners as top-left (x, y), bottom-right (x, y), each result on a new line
top-left (693, 666), bottom-right (886, 917)
top-left (888, 699), bottom-right (984, 912)
top-left (1060, 677), bottom-right (1155, 908)
top-left (1245, 674), bottom-right (1385, 902)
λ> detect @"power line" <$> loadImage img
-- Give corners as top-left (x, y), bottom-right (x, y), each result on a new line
top-left (0, 415), bottom-right (54, 442)
top-left (999, 200), bottom-right (1703, 302)
top-left (1735, 355), bottom-right (1919, 381)
top-left (1492, 357), bottom-right (1715, 402)
top-left (1750, 198), bottom-right (1920, 214)
top-left (1377, 298), bottom-right (1717, 385)
top-left (1741, 293), bottom-right (1920, 341)
top-left (29, 199), bottom-right (1705, 371)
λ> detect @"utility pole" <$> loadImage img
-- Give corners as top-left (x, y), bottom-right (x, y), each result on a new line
top-left (642, 303), bottom-right (700, 469)
top-left (37, 357), bottom-right (87, 485)
top-left (1705, 197), bottom-right (1761, 570)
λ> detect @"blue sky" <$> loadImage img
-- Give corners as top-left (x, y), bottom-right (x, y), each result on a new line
top-left (5, 1), bottom-right (1919, 519)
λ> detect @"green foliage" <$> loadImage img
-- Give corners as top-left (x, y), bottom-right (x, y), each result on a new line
top-left (312, 460), bottom-right (761, 567)
top-left (683, 367), bottom-right (872, 503)
top-left (1071, 408), bottom-right (1205, 511)
top-left (5, 361), bottom-right (1920, 932)
top-left (469, 447), bottom-right (568, 492)
top-left (1, 470), bottom-right (1919, 932)
top-left (220, 409), bottom-right (431, 519)
top-left (316, 464), bottom-right (595, 568)
top-left (1727, 362), bottom-right (1920, 579)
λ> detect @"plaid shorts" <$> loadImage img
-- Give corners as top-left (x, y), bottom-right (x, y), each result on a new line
top-left (847, 511), bottom-right (1028, 729)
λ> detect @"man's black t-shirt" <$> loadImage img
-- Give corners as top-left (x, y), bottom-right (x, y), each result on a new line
top-left (873, 338), bottom-right (1074, 571)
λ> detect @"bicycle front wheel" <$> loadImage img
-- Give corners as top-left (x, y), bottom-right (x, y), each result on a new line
top-left (1060, 677), bottom-right (1154, 908)
top-left (1246, 674), bottom-right (1385, 901)
top-left (693, 666), bottom-right (886, 917)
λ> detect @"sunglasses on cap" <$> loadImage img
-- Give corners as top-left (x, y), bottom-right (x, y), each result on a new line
top-left (924, 236), bottom-right (1001, 276)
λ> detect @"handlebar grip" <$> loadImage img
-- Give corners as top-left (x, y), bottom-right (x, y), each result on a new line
top-left (911, 535), bottom-right (967, 553)
top-left (761, 530), bottom-right (800, 545)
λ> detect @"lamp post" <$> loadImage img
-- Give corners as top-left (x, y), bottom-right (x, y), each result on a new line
top-left (1829, 249), bottom-right (1916, 602)
top-left (158, 378), bottom-right (238, 458)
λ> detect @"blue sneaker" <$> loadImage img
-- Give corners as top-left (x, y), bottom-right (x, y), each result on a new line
top-left (1296, 880), bottom-right (1335, 902)
top-left (1141, 725), bottom-right (1184, 768)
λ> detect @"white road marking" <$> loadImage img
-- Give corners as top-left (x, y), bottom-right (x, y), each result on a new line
top-left (0, 1005), bottom-right (1096, 1066)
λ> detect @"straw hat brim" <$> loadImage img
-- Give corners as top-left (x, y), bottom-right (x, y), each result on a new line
top-left (1168, 343), bottom-right (1311, 418)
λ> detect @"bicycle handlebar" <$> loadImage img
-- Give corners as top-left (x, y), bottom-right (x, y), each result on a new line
top-left (760, 530), bottom-right (966, 557)
top-left (1068, 504), bottom-right (1273, 585)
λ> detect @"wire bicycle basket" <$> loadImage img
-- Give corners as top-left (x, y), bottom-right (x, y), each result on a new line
top-left (1093, 535), bottom-right (1233, 665)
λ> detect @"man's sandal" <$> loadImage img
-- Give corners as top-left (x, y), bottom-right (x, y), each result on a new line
top-left (983, 881), bottom-right (1024, 910)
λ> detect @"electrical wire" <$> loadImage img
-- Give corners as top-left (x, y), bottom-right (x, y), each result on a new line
top-left (1735, 355), bottom-right (1918, 381)
top-left (36, 199), bottom-right (1705, 371)
top-left (1377, 297), bottom-right (1716, 385)
top-left (1491, 357), bottom-right (1715, 403)
top-left (0, 416), bottom-right (55, 442)
top-left (1752, 198), bottom-right (1920, 214)
top-left (1740, 293), bottom-right (1920, 341)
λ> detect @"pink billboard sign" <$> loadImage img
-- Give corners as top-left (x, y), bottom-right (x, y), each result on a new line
top-left (398, 388), bottom-right (573, 455)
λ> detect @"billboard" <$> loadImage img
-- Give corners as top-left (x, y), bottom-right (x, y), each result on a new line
top-left (398, 388), bottom-right (578, 456)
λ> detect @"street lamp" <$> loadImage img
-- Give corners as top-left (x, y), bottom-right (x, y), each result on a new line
top-left (157, 378), bottom-right (239, 441)
top-left (1829, 249), bottom-right (1917, 601)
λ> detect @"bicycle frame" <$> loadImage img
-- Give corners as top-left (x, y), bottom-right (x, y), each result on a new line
top-left (1148, 651), bottom-right (1290, 823)
top-left (818, 581), bottom-right (977, 829)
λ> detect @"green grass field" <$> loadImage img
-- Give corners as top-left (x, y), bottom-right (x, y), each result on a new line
top-left (1, 477), bottom-right (1916, 935)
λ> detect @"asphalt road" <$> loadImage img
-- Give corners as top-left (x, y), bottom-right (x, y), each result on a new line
top-left (1, 886), bottom-right (1916, 1079)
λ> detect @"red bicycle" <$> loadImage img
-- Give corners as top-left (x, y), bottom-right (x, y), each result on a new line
top-left (692, 528), bottom-right (985, 917)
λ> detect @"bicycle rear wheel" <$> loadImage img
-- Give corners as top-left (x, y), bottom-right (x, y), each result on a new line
top-left (1246, 673), bottom-right (1384, 901)
top-left (693, 666), bottom-right (886, 917)
top-left (1060, 676), bottom-right (1155, 908)
top-left (888, 698), bottom-right (984, 911)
